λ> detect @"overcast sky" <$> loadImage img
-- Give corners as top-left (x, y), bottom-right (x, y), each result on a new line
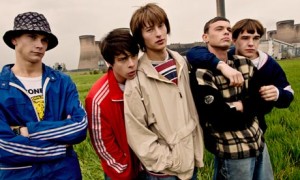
top-left (0, 0), bottom-right (299, 70)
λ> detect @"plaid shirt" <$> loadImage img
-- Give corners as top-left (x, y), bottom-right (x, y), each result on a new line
top-left (194, 55), bottom-right (264, 159)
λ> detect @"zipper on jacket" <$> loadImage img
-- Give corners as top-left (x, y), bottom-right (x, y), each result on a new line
top-left (9, 81), bottom-right (47, 122)
top-left (179, 91), bottom-right (182, 98)
top-left (42, 77), bottom-right (50, 120)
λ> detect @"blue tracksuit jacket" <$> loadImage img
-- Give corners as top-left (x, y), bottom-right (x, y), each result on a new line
top-left (0, 64), bottom-right (87, 179)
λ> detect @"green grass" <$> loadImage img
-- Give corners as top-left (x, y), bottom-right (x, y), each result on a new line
top-left (72, 58), bottom-right (300, 180)
top-left (67, 71), bottom-right (104, 180)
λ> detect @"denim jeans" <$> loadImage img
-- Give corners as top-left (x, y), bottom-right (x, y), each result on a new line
top-left (146, 167), bottom-right (198, 180)
top-left (104, 171), bottom-right (147, 180)
top-left (104, 173), bottom-right (111, 180)
top-left (213, 144), bottom-right (274, 180)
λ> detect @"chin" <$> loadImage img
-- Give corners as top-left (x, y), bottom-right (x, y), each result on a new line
top-left (244, 53), bottom-right (253, 58)
top-left (28, 59), bottom-right (43, 64)
top-left (127, 76), bottom-right (135, 80)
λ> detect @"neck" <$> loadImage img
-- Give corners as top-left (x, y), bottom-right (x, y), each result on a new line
top-left (145, 48), bottom-right (168, 61)
top-left (112, 70), bottom-right (126, 84)
top-left (208, 46), bottom-right (228, 62)
top-left (12, 60), bottom-right (43, 77)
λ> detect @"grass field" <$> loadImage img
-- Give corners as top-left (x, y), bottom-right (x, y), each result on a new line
top-left (71, 58), bottom-right (300, 180)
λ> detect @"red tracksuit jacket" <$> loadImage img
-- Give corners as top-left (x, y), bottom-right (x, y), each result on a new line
top-left (85, 69), bottom-right (140, 180)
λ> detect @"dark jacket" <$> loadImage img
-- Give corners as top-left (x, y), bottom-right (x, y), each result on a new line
top-left (187, 46), bottom-right (294, 132)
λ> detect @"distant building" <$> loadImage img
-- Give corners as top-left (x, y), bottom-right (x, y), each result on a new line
top-left (265, 20), bottom-right (300, 59)
top-left (168, 42), bottom-right (204, 56)
top-left (260, 39), bottom-right (295, 59)
top-left (77, 35), bottom-right (106, 70)
top-left (77, 19), bottom-right (300, 70)
top-left (267, 20), bottom-right (300, 44)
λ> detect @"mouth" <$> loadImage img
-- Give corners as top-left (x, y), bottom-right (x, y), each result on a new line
top-left (128, 71), bottom-right (136, 77)
top-left (156, 39), bottom-right (165, 44)
top-left (246, 49), bottom-right (255, 52)
top-left (222, 37), bottom-right (231, 41)
top-left (32, 52), bottom-right (44, 56)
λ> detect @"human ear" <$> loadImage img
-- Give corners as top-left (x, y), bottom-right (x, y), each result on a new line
top-left (232, 39), bottom-right (237, 45)
top-left (11, 38), bottom-right (17, 46)
top-left (202, 34), bottom-right (209, 43)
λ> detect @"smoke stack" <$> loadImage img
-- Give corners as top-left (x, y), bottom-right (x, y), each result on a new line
top-left (216, 0), bottom-right (226, 17)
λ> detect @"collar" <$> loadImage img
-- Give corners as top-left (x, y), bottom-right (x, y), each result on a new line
top-left (256, 50), bottom-right (268, 69)
top-left (0, 63), bottom-right (57, 90)
top-left (107, 68), bottom-right (124, 101)
top-left (138, 49), bottom-right (185, 82)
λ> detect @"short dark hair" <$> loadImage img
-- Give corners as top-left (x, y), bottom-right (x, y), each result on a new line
top-left (232, 19), bottom-right (265, 40)
top-left (100, 28), bottom-right (139, 65)
top-left (130, 3), bottom-right (170, 51)
top-left (203, 16), bottom-right (230, 33)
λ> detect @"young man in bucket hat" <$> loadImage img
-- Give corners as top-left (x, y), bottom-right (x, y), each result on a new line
top-left (0, 12), bottom-right (87, 179)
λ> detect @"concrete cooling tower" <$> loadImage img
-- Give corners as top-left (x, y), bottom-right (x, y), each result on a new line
top-left (78, 35), bottom-right (100, 70)
top-left (276, 20), bottom-right (295, 44)
top-left (294, 24), bottom-right (300, 43)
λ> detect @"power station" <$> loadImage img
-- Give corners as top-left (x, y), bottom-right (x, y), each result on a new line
top-left (77, 35), bottom-right (104, 70)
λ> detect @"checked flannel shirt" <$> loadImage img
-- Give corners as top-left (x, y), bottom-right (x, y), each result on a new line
top-left (191, 54), bottom-right (264, 159)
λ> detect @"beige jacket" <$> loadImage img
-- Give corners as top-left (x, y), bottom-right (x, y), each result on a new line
top-left (124, 49), bottom-right (204, 180)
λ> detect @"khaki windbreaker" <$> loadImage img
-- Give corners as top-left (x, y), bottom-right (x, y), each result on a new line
top-left (124, 49), bottom-right (204, 180)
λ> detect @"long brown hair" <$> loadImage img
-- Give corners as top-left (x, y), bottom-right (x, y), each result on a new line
top-left (130, 3), bottom-right (170, 51)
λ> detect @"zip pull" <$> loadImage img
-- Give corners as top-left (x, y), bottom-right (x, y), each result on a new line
top-left (179, 92), bottom-right (182, 98)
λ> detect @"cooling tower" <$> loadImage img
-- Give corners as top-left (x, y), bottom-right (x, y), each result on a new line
top-left (294, 24), bottom-right (300, 43)
top-left (276, 20), bottom-right (295, 44)
top-left (267, 30), bottom-right (277, 39)
top-left (78, 35), bottom-right (99, 70)
top-left (94, 40), bottom-right (103, 64)
top-left (261, 28), bottom-right (267, 41)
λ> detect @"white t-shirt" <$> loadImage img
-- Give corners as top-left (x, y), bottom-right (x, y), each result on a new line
top-left (16, 76), bottom-right (44, 120)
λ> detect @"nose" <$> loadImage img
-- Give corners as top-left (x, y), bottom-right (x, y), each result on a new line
top-left (128, 57), bottom-right (135, 67)
top-left (35, 39), bottom-right (44, 48)
top-left (248, 38), bottom-right (254, 46)
top-left (154, 26), bottom-right (162, 36)
top-left (224, 29), bottom-right (230, 35)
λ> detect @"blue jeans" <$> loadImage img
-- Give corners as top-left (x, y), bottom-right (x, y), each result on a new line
top-left (104, 173), bottom-right (111, 180)
top-left (105, 171), bottom-right (147, 180)
top-left (213, 144), bottom-right (274, 180)
top-left (146, 167), bottom-right (198, 180)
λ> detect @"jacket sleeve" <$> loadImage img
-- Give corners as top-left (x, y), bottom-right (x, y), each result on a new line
top-left (0, 112), bottom-right (67, 165)
top-left (186, 46), bottom-right (220, 70)
top-left (271, 60), bottom-right (294, 108)
top-left (253, 58), bottom-right (294, 115)
top-left (85, 95), bottom-right (132, 179)
top-left (26, 77), bottom-right (87, 145)
top-left (124, 80), bottom-right (182, 173)
top-left (190, 69), bottom-right (254, 132)
top-left (277, 86), bottom-right (294, 108)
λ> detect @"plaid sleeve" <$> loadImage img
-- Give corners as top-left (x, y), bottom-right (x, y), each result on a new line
top-left (195, 69), bottom-right (218, 89)
top-left (193, 68), bottom-right (253, 132)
